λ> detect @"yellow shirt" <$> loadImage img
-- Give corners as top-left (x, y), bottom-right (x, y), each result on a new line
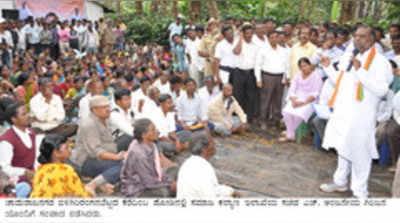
top-left (30, 163), bottom-right (91, 198)
top-left (65, 88), bottom-right (77, 99)
top-left (289, 41), bottom-right (317, 80)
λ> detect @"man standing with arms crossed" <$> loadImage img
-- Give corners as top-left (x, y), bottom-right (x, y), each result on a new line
top-left (319, 25), bottom-right (393, 198)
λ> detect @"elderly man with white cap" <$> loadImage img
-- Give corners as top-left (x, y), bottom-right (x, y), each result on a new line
top-left (71, 95), bottom-right (128, 196)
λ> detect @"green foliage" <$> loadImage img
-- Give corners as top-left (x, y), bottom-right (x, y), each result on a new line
top-left (107, 0), bottom-right (399, 44)
top-left (107, 13), bottom-right (174, 46)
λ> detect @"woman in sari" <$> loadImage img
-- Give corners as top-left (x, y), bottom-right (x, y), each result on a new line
top-left (30, 134), bottom-right (91, 198)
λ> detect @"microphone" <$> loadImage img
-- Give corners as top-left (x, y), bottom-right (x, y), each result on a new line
top-left (346, 48), bottom-right (359, 71)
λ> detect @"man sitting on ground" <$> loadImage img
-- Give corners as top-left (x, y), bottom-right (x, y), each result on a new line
top-left (198, 76), bottom-right (220, 119)
top-left (121, 118), bottom-right (177, 198)
top-left (30, 78), bottom-right (77, 137)
top-left (110, 88), bottom-right (135, 152)
top-left (207, 84), bottom-right (247, 136)
top-left (177, 132), bottom-right (239, 198)
top-left (176, 78), bottom-right (213, 131)
top-left (155, 94), bottom-right (191, 157)
top-left (71, 95), bottom-right (127, 196)
top-left (79, 79), bottom-right (104, 119)
top-left (0, 102), bottom-right (44, 197)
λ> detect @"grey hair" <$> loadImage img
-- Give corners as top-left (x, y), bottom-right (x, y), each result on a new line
top-left (357, 24), bottom-right (376, 39)
top-left (38, 77), bottom-right (52, 87)
top-left (190, 132), bottom-right (210, 155)
top-left (133, 118), bottom-right (153, 143)
top-left (147, 86), bottom-right (159, 98)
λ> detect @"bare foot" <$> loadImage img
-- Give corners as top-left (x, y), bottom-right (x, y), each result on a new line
top-left (99, 184), bottom-right (114, 195)
top-left (85, 184), bottom-right (96, 197)
top-left (388, 167), bottom-right (397, 173)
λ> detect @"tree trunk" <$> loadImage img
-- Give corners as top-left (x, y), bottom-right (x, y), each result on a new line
top-left (358, 0), bottom-right (365, 19)
top-left (115, 0), bottom-right (122, 15)
top-left (151, 0), bottom-right (159, 13)
top-left (364, 0), bottom-right (372, 18)
top-left (339, 0), bottom-right (356, 23)
top-left (207, 0), bottom-right (219, 20)
top-left (136, 1), bottom-right (143, 15)
top-left (160, 0), bottom-right (168, 15)
top-left (190, 0), bottom-right (202, 22)
top-left (374, 0), bottom-right (381, 21)
top-left (300, 0), bottom-right (307, 19)
top-left (172, 0), bottom-right (178, 18)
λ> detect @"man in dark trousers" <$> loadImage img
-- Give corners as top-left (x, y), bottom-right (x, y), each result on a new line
top-left (232, 24), bottom-right (260, 123)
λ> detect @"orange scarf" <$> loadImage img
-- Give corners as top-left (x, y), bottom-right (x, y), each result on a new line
top-left (328, 47), bottom-right (376, 107)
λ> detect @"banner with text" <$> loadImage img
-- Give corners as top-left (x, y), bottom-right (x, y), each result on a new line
top-left (15, 0), bottom-right (84, 20)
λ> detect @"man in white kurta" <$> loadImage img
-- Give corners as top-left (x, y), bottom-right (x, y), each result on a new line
top-left (177, 132), bottom-right (235, 198)
top-left (320, 26), bottom-right (393, 198)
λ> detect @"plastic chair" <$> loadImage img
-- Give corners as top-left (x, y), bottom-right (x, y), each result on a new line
top-left (296, 122), bottom-right (309, 143)
top-left (378, 140), bottom-right (390, 166)
top-left (313, 132), bottom-right (321, 150)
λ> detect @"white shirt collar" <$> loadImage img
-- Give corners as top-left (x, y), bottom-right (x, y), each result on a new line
top-left (12, 125), bottom-right (31, 136)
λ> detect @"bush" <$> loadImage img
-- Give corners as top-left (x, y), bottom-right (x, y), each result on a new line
top-left (107, 13), bottom-right (175, 46)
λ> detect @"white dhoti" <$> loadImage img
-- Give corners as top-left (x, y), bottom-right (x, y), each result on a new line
top-left (333, 155), bottom-right (372, 198)
top-left (322, 46), bottom-right (393, 198)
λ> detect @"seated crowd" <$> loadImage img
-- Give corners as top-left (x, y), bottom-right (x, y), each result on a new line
top-left (0, 12), bottom-right (400, 199)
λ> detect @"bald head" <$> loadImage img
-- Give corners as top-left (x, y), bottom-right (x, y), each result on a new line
top-left (147, 86), bottom-right (160, 102)
top-left (255, 24), bottom-right (265, 36)
top-left (222, 84), bottom-right (233, 98)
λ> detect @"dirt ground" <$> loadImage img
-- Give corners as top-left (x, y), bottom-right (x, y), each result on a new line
top-left (176, 127), bottom-right (394, 198)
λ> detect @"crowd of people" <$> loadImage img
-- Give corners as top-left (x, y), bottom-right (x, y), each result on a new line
top-left (0, 6), bottom-right (400, 199)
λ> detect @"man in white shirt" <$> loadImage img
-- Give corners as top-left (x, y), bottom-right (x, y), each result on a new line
top-left (131, 77), bottom-right (152, 117)
top-left (14, 22), bottom-right (26, 52)
top-left (156, 94), bottom-right (191, 157)
top-left (232, 24), bottom-right (259, 123)
top-left (310, 30), bottom-right (344, 79)
top-left (110, 88), bottom-right (135, 152)
top-left (168, 17), bottom-right (183, 47)
top-left (139, 86), bottom-right (160, 120)
top-left (255, 30), bottom-right (288, 130)
top-left (75, 20), bottom-right (87, 52)
top-left (18, 2), bottom-right (32, 21)
top-left (169, 76), bottom-right (183, 106)
top-left (23, 19), bottom-right (41, 55)
top-left (319, 25), bottom-right (393, 198)
top-left (214, 26), bottom-right (237, 84)
top-left (79, 79), bottom-right (104, 120)
top-left (252, 23), bottom-right (269, 49)
top-left (153, 70), bottom-right (171, 95)
top-left (0, 102), bottom-right (44, 197)
top-left (177, 132), bottom-right (238, 198)
top-left (195, 25), bottom-right (205, 74)
top-left (176, 78), bottom-right (210, 130)
top-left (198, 76), bottom-right (220, 119)
top-left (71, 8), bottom-right (83, 21)
top-left (186, 29), bottom-right (202, 86)
top-left (30, 78), bottom-right (77, 137)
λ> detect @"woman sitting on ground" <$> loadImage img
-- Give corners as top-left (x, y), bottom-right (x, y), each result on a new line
top-left (280, 57), bottom-right (323, 142)
top-left (30, 134), bottom-right (91, 198)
